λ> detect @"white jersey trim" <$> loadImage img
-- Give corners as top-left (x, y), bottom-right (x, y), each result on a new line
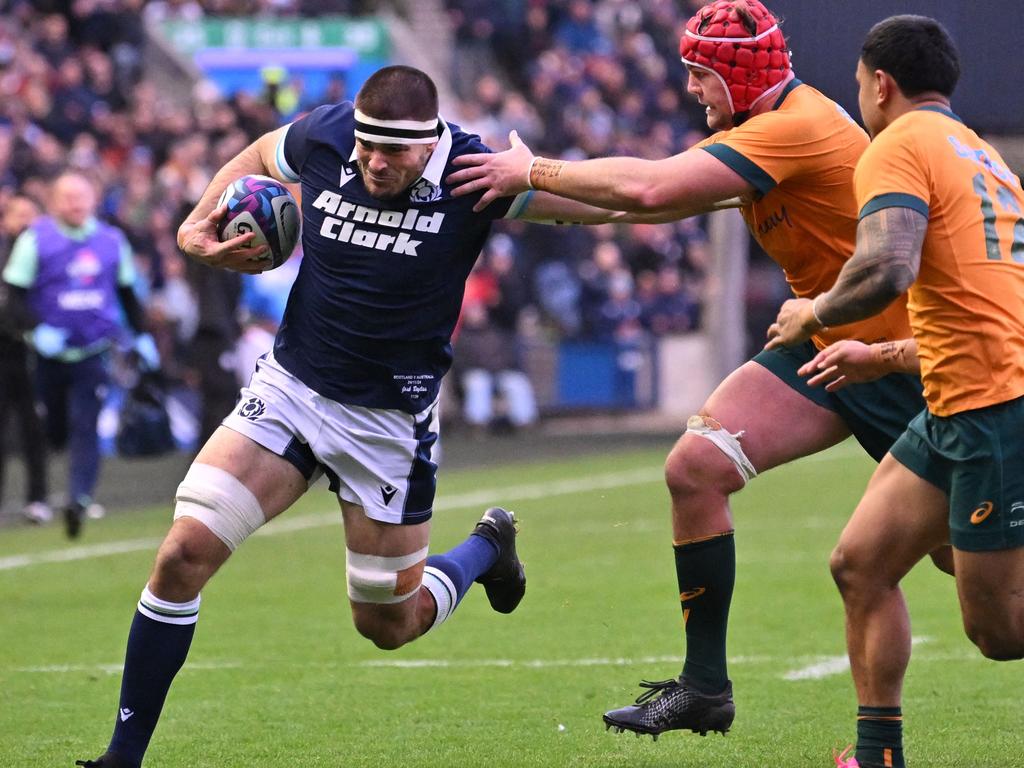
top-left (275, 125), bottom-right (300, 183)
top-left (504, 191), bottom-right (533, 219)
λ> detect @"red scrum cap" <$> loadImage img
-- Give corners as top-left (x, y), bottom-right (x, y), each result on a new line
top-left (680, 0), bottom-right (791, 123)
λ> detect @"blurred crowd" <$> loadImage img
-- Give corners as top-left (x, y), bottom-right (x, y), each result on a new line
top-left (441, 0), bottom-right (712, 430)
top-left (0, 0), bottom-right (713, 513)
top-left (0, 0), bottom-right (293, 387)
top-left (446, 0), bottom-right (710, 346)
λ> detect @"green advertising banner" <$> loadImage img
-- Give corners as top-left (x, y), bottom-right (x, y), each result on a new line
top-left (159, 17), bottom-right (390, 58)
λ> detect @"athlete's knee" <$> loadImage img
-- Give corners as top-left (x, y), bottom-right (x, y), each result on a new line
top-left (665, 415), bottom-right (754, 500)
top-left (154, 534), bottom-right (205, 572)
top-left (829, 541), bottom-right (878, 597)
top-left (829, 543), bottom-right (854, 594)
top-left (964, 620), bottom-right (1024, 661)
top-left (352, 609), bottom-right (416, 651)
top-left (152, 527), bottom-right (222, 594)
top-left (973, 635), bottom-right (1024, 662)
top-left (962, 599), bottom-right (1024, 660)
top-left (346, 547), bottom-right (427, 650)
top-left (928, 545), bottom-right (956, 576)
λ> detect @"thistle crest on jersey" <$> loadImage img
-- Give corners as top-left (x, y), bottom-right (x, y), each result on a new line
top-left (680, 0), bottom-right (791, 122)
top-left (410, 178), bottom-right (442, 203)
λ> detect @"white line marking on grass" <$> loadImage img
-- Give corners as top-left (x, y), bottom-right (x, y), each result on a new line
top-left (781, 655), bottom-right (850, 681)
top-left (358, 654), bottom-right (685, 670)
top-left (0, 538), bottom-right (164, 571)
top-left (782, 636), bottom-right (932, 681)
top-left (437, 468), bottom-right (665, 510)
top-left (0, 444), bottom-right (864, 573)
top-left (0, 468), bottom-right (664, 572)
top-left (358, 654), bottom-right (779, 670)
top-left (12, 654), bottom-right (778, 675)
top-left (14, 644), bottom-right (984, 678)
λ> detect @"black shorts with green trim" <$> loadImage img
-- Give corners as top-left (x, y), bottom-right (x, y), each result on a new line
top-left (752, 340), bottom-right (925, 462)
top-left (889, 395), bottom-right (1024, 552)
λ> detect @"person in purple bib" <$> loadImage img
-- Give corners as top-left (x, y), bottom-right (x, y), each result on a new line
top-left (2, 170), bottom-right (158, 538)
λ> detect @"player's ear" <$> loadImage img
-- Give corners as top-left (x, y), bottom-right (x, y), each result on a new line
top-left (874, 69), bottom-right (893, 106)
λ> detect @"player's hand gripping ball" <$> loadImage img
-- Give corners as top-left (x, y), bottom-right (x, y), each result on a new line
top-left (217, 175), bottom-right (300, 269)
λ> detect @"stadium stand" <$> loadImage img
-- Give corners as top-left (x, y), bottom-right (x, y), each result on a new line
top-left (444, 0), bottom-right (711, 344)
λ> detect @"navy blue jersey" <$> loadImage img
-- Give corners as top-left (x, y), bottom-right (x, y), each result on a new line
top-left (275, 102), bottom-right (519, 413)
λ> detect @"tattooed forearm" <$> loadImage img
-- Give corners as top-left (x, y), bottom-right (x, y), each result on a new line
top-left (816, 207), bottom-right (927, 327)
top-left (876, 338), bottom-right (920, 374)
top-left (529, 158), bottom-right (566, 191)
top-left (877, 341), bottom-right (903, 364)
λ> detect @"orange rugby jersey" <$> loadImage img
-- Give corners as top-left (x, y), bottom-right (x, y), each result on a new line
top-left (698, 79), bottom-right (912, 348)
top-left (855, 106), bottom-right (1024, 416)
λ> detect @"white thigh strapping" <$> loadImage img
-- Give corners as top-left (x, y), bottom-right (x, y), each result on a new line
top-left (173, 463), bottom-right (266, 551)
top-left (685, 414), bottom-right (758, 485)
top-left (346, 546), bottom-right (429, 604)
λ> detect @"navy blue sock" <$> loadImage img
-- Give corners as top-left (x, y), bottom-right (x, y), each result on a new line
top-left (421, 534), bottom-right (498, 628)
top-left (856, 706), bottom-right (904, 768)
top-left (107, 587), bottom-right (200, 767)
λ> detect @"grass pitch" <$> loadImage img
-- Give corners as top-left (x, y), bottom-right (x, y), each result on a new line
top-left (1, 439), bottom-right (1019, 767)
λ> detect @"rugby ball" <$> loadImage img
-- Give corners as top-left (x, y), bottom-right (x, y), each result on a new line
top-left (217, 175), bottom-right (300, 269)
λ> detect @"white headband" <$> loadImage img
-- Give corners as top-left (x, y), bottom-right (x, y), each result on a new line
top-left (353, 109), bottom-right (439, 145)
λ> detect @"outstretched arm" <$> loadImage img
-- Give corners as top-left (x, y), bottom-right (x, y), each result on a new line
top-left (176, 126), bottom-right (290, 274)
top-left (448, 130), bottom-right (753, 216)
top-left (516, 190), bottom-right (742, 225)
top-left (765, 206), bottom-right (927, 349)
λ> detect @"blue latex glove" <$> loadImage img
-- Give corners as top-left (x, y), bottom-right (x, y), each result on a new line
top-left (31, 323), bottom-right (69, 358)
top-left (133, 333), bottom-right (160, 370)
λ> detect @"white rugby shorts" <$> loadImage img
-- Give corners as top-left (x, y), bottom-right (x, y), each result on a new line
top-left (222, 354), bottom-right (439, 525)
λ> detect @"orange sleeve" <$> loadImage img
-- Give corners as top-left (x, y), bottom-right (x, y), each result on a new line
top-left (699, 111), bottom-right (825, 195)
top-left (854, 122), bottom-right (931, 220)
top-left (692, 134), bottom-right (716, 151)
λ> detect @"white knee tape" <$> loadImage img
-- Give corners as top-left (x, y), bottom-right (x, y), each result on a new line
top-left (686, 414), bottom-right (758, 485)
top-left (173, 463), bottom-right (266, 551)
top-left (346, 546), bottom-right (428, 605)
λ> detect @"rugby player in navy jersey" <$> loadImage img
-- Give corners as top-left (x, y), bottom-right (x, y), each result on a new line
top-left (74, 65), bottom-right (691, 768)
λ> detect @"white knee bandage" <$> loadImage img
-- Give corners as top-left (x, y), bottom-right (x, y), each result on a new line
top-left (686, 414), bottom-right (758, 485)
top-left (346, 546), bottom-right (428, 604)
top-left (173, 463), bottom-right (266, 551)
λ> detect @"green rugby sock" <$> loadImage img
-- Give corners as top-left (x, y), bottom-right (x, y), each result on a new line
top-left (675, 532), bottom-right (734, 693)
top-left (856, 706), bottom-right (905, 768)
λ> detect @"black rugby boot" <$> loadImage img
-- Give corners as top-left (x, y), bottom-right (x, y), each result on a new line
top-left (603, 677), bottom-right (735, 740)
top-left (75, 752), bottom-right (135, 768)
top-left (471, 507), bottom-right (526, 614)
top-left (64, 500), bottom-right (85, 539)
